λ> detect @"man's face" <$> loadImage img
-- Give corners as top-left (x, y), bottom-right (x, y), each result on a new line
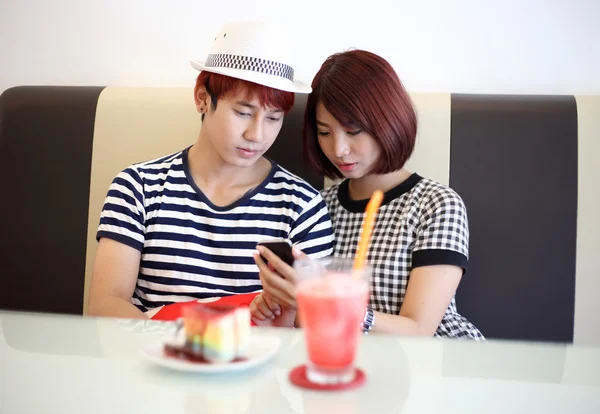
top-left (198, 87), bottom-right (285, 168)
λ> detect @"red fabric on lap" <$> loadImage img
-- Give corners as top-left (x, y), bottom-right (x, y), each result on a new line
top-left (151, 292), bottom-right (260, 325)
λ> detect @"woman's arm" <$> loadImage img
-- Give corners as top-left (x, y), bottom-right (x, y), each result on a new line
top-left (370, 264), bottom-right (462, 335)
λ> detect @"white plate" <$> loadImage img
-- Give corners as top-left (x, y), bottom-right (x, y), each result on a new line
top-left (139, 335), bottom-right (281, 373)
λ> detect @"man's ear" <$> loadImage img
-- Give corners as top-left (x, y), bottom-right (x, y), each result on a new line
top-left (193, 82), bottom-right (209, 114)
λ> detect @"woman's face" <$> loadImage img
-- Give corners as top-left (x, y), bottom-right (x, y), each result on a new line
top-left (315, 102), bottom-right (381, 179)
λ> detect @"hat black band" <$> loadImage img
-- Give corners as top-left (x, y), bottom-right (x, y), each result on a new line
top-left (204, 54), bottom-right (294, 82)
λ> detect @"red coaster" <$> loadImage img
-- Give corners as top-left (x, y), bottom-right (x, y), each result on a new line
top-left (289, 364), bottom-right (366, 391)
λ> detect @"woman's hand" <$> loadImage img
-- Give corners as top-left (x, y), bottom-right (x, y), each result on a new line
top-left (253, 245), bottom-right (305, 310)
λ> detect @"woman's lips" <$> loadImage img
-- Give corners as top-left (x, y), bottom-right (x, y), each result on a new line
top-left (337, 163), bottom-right (357, 172)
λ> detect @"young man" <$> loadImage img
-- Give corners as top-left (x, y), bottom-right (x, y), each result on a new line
top-left (88, 22), bottom-right (334, 319)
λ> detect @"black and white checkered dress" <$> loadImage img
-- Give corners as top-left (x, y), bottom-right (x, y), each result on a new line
top-left (321, 173), bottom-right (484, 340)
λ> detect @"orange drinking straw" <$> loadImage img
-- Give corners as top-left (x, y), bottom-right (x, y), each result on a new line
top-left (353, 190), bottom-right (384, 270)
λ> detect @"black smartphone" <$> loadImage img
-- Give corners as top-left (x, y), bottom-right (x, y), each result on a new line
top-left (256, 238), bottom-right (294, 267)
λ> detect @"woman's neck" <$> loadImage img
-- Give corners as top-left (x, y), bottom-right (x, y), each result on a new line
top-left (348, 169), bottom-right (412, 201)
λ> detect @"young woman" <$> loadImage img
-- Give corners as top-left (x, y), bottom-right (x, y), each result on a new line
top-left (252, 49), bottom-right (483, 339)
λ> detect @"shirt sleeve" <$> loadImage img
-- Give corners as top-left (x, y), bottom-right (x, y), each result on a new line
top-left (96, 166), bottom-right (146, 252)
top-left (412, 186), bottom-right (469, 273)
top-left (288, 192), bottom-right (335, 259)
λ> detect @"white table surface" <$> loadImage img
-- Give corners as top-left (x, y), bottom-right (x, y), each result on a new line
top-left (1, 310), bottom-right (599, 414)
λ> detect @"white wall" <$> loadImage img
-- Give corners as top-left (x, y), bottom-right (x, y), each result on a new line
top-left (1, 0), bottom-right (599, 95)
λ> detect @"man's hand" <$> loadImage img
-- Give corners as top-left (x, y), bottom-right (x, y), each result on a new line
top-left (250, 292), bottom-right (296, 327)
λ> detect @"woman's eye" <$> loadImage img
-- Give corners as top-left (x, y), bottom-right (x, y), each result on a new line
top-left (317, 131), bottom-right (330, 137)
top-left (347, 129), bottom-right (362, 136)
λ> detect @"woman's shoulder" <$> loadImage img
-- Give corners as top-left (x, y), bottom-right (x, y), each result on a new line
top-left (319, 180), bottom-right (344, 203)
top-left (413, 176), bottom-right (466, 209)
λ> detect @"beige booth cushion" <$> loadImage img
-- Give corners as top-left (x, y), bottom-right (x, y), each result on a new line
top-left (84, 87), bottom-right (201, 313)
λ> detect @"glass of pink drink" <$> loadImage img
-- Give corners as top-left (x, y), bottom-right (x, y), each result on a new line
top-left (295, 257), bottom-right (370, 384)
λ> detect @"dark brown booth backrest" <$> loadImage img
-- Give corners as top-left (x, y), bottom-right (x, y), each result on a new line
top-left (0, 86), bottom-right (104, 315)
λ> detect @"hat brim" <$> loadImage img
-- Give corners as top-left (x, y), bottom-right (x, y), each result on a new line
top-left (190, 60), bottom-right (312, 94)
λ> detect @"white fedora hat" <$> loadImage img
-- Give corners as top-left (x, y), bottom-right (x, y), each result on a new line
top-left (190, 21), bottom-right (311, 94)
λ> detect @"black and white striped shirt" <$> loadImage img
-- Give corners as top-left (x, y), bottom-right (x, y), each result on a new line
top-left (97, 148), bottom-right (334, 312)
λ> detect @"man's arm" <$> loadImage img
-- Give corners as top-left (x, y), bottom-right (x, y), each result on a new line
top-left (88, 238), bottom-right (146, 319)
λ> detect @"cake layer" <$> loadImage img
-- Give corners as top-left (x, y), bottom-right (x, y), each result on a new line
top-left (180, 305), bottom-right (251, 363)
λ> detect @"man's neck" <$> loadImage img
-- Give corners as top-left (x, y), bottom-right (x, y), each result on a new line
top-left (187, 133), bottom-right (270, 206)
